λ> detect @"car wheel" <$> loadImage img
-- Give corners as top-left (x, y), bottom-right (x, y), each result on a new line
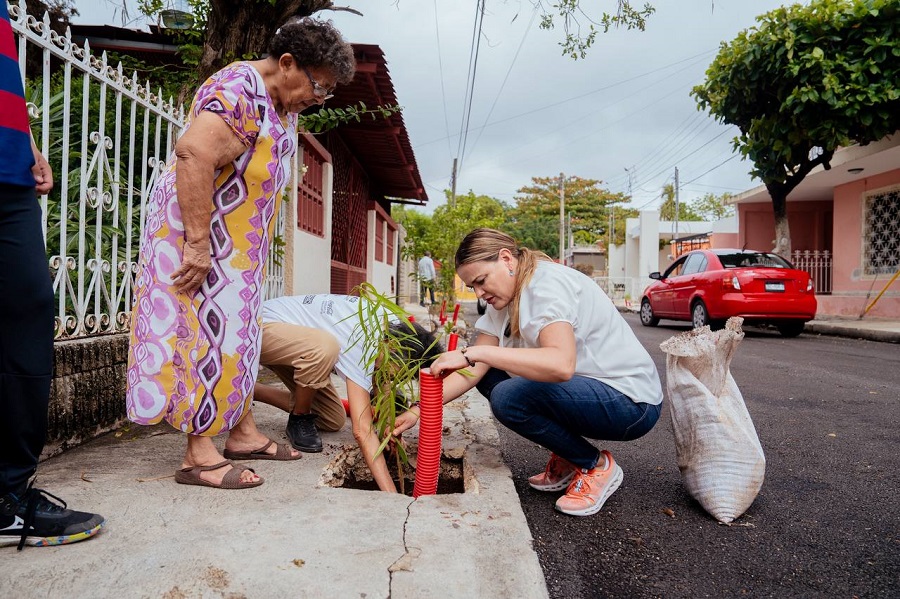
top-left (476, 298), bottom-right (487, 315)
top-left (777, 321), bottom-right (805, 338)
top-left (691, 301), bottom-right (710, 329)
top-left (640, 298), bottom-right (659, 327)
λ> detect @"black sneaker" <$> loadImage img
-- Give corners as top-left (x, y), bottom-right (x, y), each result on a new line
top-left (286, 413), bottom-right (323, 453)
top-left (0, 483), bottom-right (105, 550)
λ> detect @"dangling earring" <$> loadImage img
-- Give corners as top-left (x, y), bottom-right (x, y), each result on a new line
top-left (508, 269), bottom-right (515, 276)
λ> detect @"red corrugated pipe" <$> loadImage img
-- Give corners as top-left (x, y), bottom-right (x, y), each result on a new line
top-left (413, 368), bottom-right (443, 497)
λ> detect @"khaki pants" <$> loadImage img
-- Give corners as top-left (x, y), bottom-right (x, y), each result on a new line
top-left (259, 322), bottom-right (346, 432)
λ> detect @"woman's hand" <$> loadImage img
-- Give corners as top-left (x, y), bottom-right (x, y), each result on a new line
top-left (172, 240), bottom-right (212, 295)
top-left (428, 350), bottom-right (470, 378)
top-left (392, 408), bottom-right (420, 437)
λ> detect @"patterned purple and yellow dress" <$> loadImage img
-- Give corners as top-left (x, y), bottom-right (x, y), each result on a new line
top-left (126, 62), bottom-right (297, 436)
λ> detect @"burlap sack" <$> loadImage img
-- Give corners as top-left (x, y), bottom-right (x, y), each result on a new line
top-left (659, 317), bottom-right (765, 523)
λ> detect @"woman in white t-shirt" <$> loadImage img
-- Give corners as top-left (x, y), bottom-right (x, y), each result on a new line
top-left (393, 228), bottom-right (663, 516)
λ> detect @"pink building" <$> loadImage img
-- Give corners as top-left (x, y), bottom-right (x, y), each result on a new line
top-left (732, 135), bottom-right (900, 319)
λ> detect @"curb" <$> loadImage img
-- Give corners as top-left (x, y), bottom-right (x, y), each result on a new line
top-left (804, 321), bottom-right (900, 344)
top-left (615, 304), bottom-right (900, 344)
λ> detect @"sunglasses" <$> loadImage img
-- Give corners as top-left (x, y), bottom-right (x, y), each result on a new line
top-left (302, 67), bottom-right (335, 101)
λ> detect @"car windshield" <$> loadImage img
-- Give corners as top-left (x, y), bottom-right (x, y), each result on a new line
top-left (718, 252), bottom-right (793, 269)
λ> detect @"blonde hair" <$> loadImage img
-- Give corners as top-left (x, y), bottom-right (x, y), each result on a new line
top-left (455, 228), bottom-right (552, 338)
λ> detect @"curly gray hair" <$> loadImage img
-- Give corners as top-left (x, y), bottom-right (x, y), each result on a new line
top-left (269, 17), bottom-right (356, 84)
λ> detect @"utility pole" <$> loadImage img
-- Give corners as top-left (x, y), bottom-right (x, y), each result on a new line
top-left (449, 158), bottom-right (458, 208)
top-left (616, 166), bottom-right (634, 248)
top-left (674, 166), bottom-right (680, 252)
top-left (558, 172), bottom-right (565, 263)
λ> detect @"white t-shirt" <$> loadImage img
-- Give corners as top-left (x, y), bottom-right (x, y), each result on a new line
top-left (417, 256), bottom-right (436, 281)
top-left (261, 294), bottom-right (397, 392)
top-left (474, 261), bottom-right (663, 405)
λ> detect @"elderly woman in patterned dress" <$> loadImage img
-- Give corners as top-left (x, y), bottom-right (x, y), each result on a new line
top-left (126, 18), bottom-right (355, 489)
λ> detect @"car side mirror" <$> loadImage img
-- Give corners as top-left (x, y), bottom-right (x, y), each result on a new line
top-left (649, 272), bottom-right (662, 280)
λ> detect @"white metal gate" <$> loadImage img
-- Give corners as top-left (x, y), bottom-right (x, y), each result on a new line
top-left (10, 0), bottom-right (185, 339)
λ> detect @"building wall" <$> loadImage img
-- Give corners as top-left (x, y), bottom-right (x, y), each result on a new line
top-left (710, 233), bottom-right (739, 249)
top-left (738, 199), bottom-right (833, 252)
top-left (366, 207), bottom-right (399, 298)
top-left (290, 162), bottom-right (334, 294)
top-left (820, 168), bottom-right (900, 318)
top-left (607, 243), bottom-right (626, 278)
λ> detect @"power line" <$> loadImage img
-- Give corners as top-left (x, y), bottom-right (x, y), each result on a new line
top-left (414, 49), bottom-right (715, 150)
top-left (472, 63), bottom-right (707, 173)
top-left (432, 0), bottom-right (453, 158)
top-left (456, 0), bottom-right (487, 176)
top-left (681, 154), bottom-right (740, 186)
top-left (468, 6), bottom-right (539, 157)
top-left (630, 126), bottom-right (735, 192)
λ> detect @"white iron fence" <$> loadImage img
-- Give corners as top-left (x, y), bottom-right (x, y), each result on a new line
top-left (11, 1), bottom-right (287, 339)
top-left (592, 276), bottom-right (645, 309)
top-left (10, 0), bottom-right (184, 339)
top-left (791, 250), bottom-right (832, 295)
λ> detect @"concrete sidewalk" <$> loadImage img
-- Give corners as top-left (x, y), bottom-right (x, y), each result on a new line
top-left (0, 303), bottom-right (549, 598)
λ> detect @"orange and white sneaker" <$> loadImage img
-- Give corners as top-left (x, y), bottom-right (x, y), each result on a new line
top-left (554, 450), bottom-right (623, 516)
top-left (528, 453), bottom-right (578, 492)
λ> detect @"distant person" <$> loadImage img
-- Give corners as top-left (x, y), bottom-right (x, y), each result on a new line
top-left (417, 251), bottom-right (436, 306)
top-left (252, 294), bottom-right (440, 492)
top-left (0, 1), bottom-right (105, 549)
top-left (125, 18), bottom-right (356, 489)
top-left (394, 228), bottom-right (663, 516)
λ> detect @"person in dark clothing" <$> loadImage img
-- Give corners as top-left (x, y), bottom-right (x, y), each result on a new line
top-left (0, 2), bottom-right (105, 550)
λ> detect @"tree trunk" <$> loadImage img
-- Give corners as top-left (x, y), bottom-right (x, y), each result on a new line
top-left (768, 186), bottom-right (791, 258)
top-left (199, 0), bottom-right (339, 82)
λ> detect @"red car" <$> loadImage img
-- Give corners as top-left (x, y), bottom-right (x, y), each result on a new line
top-left (639, 249), bottom-right (817, 337)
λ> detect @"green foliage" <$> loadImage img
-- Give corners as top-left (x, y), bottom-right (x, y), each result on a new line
top-left (298, 103), bottom-right (403, 134)
top-left (394, 191), bottom-right (507, 299)
top-left (689, 192), bottom-right (735, 221)
top-left (350, 283), bottom-right (440, 490)
top-left (658, 183), bottom-right (701, 221)
top-left (693, 0), bottom-right (900, 192)
top-left (537, 1), bottom-right (656, 59)
top-left (505, 175), bottom-right (627, 254)
top-left (136, 0), bottom-right (211, 97)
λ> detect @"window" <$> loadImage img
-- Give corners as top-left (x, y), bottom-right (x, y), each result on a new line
top-left (663, 256), bottom-right (688, 278)
top-left (375, 214), bottom-right (385, 263)
top-left (718, 252), bottom-right (791, 269)
top-left (863, 186), bottom-right (900, 276)
top-left (386, 223), bottom-right (395, 265)
top-left (681, 253), bottom-right (706, 275)
top-left (298, 145), bottom-right (326, 237)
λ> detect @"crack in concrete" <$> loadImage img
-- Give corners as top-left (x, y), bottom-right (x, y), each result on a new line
top-left (387, 497), bottom-right (418, 597)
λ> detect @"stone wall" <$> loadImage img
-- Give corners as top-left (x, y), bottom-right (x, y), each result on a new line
top-left (43, 333), bottom-right (129, 460)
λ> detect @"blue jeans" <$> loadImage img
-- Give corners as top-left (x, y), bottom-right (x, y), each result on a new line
top-left (477, 368), bottom-right (661, 470)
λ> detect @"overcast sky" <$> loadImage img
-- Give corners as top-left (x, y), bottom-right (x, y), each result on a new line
top-left (73, 1), bottom-right (800, 212)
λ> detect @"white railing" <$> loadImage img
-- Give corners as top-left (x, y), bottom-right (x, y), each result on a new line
top-left (10, 0), bottom-right (185, 339)
top-left (263, 199), bottom-right (286, 301)
top-left (592, 276), bottom-right (644, 309)
top-left (791, 250), bottom-right (832, 295)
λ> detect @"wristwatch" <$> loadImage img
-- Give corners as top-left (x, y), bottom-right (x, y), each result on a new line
top-left (460, 346), bottom-right (476, 368)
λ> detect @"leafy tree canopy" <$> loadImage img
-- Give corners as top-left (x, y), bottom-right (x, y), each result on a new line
top-left (506, 175), bottom-right (628, 255)
top-left (657, 183), bottom-right (701, 222)
top-left (393, 191), bottom-right (507, 296)
top-left (692, 0), bottom-right (900, 255)
top-left (690, 192), bottom-right (735, 221)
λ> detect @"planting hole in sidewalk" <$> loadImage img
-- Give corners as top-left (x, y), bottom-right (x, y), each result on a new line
top-left (321, 445), bottom-right (466, 495)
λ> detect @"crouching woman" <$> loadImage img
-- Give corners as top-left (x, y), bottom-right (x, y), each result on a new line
top-left (395, 228), bottom-right (663, 516)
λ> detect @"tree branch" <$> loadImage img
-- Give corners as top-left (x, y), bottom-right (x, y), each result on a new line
top-left (326, 6), bottom-right (364, 16)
